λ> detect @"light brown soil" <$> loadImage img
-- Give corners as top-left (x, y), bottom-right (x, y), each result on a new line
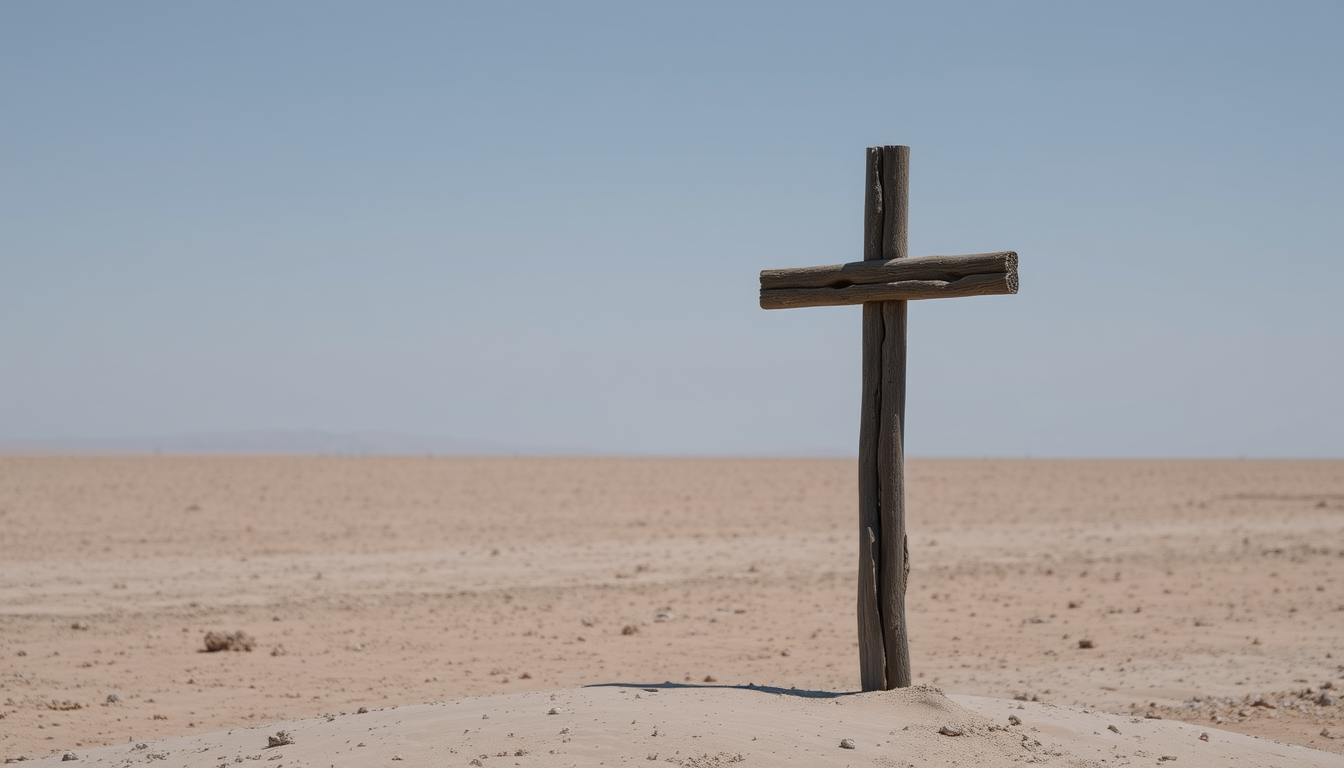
top-left (1, 457), bottom-right (1341, 760)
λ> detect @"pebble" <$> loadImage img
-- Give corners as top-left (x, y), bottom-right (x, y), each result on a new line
top-left (1317, 692), bottom-right (1336, 706)
top-left (106, 693), bottom-right (121, 704)
top-left (1108, 724), bottom-right (1120, 734)
top-left (939, 725), bottom-right (964, 737)
top-left (267, 730), bottom-right (294, 747)
top-left (548, 707), bottom-right (560, 715)
top-left (1008, 715), bottom-right (1021, 726)
top-left (61, 753), bottom-right (78, 762)
top-left (839, 738), bottom-right (856, 749)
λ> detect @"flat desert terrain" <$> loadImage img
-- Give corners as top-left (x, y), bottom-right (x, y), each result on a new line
top-left (1, 457), bottom-right (1342, 766)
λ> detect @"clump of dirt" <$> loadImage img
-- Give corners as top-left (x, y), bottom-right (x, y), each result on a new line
top-left (203, 631), bottom-right (256, 652)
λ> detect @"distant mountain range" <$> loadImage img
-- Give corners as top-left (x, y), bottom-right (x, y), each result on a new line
top-left (0, 430), bottom-right (597, 456)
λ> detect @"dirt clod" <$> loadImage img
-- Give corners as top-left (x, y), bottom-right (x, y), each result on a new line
top-left (204, 631), bottom-right (255, 652)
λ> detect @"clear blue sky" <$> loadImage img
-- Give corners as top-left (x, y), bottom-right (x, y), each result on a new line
top-left (2, 1), bottom-right (1341, 457)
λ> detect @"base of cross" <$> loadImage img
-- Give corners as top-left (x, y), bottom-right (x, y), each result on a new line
top-left (759, 146), bottom-right (1018, 691)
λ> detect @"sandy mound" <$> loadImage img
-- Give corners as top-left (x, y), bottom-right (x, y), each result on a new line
top-left (16, 685), bottom-right (1340, 767)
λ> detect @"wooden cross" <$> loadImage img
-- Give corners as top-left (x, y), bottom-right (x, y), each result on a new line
top-left (759, 145), bottom-right (1019, 691)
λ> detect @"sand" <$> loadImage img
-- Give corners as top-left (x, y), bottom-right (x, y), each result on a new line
top-left (2, 457), bottom-right (1342, 766)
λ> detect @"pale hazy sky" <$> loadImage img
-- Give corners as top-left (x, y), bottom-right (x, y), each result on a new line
top-left (2, 2), bottom-right (1341, 457)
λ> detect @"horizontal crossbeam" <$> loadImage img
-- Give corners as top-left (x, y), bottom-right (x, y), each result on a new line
top-left (759, 251), bottom-right (1017, 310)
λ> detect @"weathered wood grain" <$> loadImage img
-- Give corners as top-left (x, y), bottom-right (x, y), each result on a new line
top-left (758, 143), bottom-right (1020, 694)
top-left (759, 251), bottom-right (1017, 291)
top-left (760, 272), bottom-right (1014, 309)
top-left (878, 144), bottom-right (912, 689)
top-left (857, 146), bottom-right (888, 693)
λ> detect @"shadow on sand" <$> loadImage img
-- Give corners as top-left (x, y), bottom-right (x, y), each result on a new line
top-left (585, 681), bottom-right (856, 700)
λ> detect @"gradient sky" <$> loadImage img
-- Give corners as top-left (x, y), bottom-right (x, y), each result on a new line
top-left (2, 1), bottom-right (1341, 457)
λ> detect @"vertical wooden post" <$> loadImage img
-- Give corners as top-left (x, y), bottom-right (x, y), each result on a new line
top-left (857, 145), bottom-right (912, 692)
top-left (879, 145), bottom-right (912, 688)
top-left (857, 147), bottom-right (887, 692)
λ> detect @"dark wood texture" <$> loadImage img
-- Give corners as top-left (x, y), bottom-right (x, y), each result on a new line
top-left (760, 272), bottom-right (1015, 309)
top-left (856, 146), bottom-right (887, 693)
top-left (878, 144), bottom-right (912, 690)
top-left (757, 143), bottom-right (1019, 693)
top-left (759, 251), bottom-right (1017, 291)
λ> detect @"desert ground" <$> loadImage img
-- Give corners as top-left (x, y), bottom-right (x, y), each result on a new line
top-left (1, 456), bottom-right (1342, 766)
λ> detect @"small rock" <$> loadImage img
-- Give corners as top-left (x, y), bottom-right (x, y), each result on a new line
top-left (106, 693), bottom-right (121, 704)
top-left (939, 725), bottom-right (964, 737)
top-left (391, 755), bottom-right (403, 761)
top-left (1317, 692), bottom-right (1336, 706)
top-left (704, 675), bottom-right (717, 683)
top-left (655, 611), bottom-right (675, 622)
top-left (838, 738), bottom-right (856, 749)
top-left (1159, 756), bottom-right (1177, 762)
top-left (1107, 724), bottom-right (1120, 734)
top-left (1008, 715), bottom-right (1021, 726)
top-left (356, 706), bottom-right (369, 714)
top-left (1199, 732), bottom-right (1210, 742)
top-left (267, 731), bottom-right (294, 747)
top-left (1145, 711), bottom-right (1162, 719)
top-left (71, 622), bottom-right (89, 631)
top-left (1078, 639), bottom-right (1095, 649)
top-left (622, 625), bottom-right (639, 635)
top-left (61, 753), bottom-right (78, 761)
top-left (548, 707), bottom-right (560, 715)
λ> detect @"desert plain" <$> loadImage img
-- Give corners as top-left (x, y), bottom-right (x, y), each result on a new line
top-left (1, 456), bottom-right (1342, 766)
